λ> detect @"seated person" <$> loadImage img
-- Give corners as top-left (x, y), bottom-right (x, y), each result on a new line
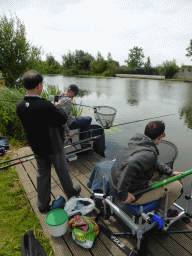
top-left (109, 120), bottom-right (183, 219)
top-left (59, 84), bottom-right (92, 140)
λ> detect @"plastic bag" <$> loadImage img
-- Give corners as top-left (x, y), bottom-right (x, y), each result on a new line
top-left (64, 197), bottom-right (95, 217)
top-left (68, 215), bottom-right (99, 249)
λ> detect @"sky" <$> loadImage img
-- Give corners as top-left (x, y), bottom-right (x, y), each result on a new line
top-left (1, 0), bottom-right (192, 67)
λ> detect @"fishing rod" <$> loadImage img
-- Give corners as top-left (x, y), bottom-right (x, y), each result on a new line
top-left (67, 112), bottom-right (178, 137)
top-left (0, 135), bottom-right (101, 169)
top-left (133, 169), bottom-right (192, 197)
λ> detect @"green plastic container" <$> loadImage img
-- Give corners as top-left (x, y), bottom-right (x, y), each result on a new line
top-left (46, 208), bottom-right (68, 237)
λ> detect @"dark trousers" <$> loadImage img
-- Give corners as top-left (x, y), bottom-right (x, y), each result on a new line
top-left (35, 149), bottom-right (77, 210)
top-left (69, 116), bottom-right (92, 139)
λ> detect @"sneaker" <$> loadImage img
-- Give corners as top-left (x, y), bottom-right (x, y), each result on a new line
top-left (167, 209), bottom-right (179, 219)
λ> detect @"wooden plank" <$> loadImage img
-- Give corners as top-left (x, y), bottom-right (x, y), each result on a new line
top-left (18, 148), bottom-right (119, 256)
top-left (14, 146), bottom-right (192, 256)
top-left (15, 149), bottom-right (73, 256)
top-left (153, 233), bottom-right (192, 256)
top-left (148, 236), bottom-right (172, 256)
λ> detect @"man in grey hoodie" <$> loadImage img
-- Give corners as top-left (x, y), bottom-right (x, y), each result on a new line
top-left (109, 120), bottom-right (183, 218)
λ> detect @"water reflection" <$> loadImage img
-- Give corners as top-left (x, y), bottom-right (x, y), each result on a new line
top-left (180, 83), bottom-right (192, 129)
top-left (125, 80), bottom-right (140, 106)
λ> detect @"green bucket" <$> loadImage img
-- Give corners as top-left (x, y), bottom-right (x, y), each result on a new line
top-left (46, 208), bottom-right (68, 237)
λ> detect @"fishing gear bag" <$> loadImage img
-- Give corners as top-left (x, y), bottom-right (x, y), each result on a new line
top-left (0, 136), bottom-right (9, 156)
top-left (21, 230), bottom-right (46, 256)
top-left (64, 197), bottom-right (95, 217)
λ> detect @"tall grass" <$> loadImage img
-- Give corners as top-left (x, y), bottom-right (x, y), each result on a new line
top-left (0, 87), bottom-right (27, 145)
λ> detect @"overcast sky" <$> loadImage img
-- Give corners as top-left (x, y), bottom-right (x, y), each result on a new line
top-left (1, 0), bottom-right (192, 67)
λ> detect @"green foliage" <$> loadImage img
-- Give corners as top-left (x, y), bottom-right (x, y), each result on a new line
top-left (45, 53), bottom-right (61, 74)
top-left (71, 103), bottom-right (83, 117)
top-left (0, 169), bottom-right (54, 255)
top-left (0, 13), bottom-right (42, 88)
top-left (156, 59), bottom-right (180, 78)
top-left (144, 57), bottom-right (152, 69)
top-left (0, 87), bottom-right (27, 144)
top-left (125, 46), bottom-right (145, 69)
top-left (90, 59), bottom-right (108, 74)
top-left (186, 40), bottom-right (192, 61)
top-left (41, 84), bottom-right (62, 100)
top-left (62, 50), bottom-right (94, 75)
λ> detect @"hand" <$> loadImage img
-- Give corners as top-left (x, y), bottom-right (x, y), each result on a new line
top-left (122, 192), bottom-right (135, 204)
top-left (171, 171), bottom-right (183, 176)
top-left (68, 131), bottom-right (74, 137)
top-left (54, 99), bottom-right (62, 106)
top-left (72, 101), bottom-right (76, 105)
top-left (171, 171), bottom-right (184, 181)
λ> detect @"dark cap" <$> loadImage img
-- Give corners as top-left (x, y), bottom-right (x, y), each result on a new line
top-left (68, 84), bottom-right (79, 95)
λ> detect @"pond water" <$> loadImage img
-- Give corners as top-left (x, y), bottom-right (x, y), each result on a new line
top-left (44, 75), bottom-right (192, 209)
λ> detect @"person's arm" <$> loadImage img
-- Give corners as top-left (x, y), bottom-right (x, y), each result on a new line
top-left (59, 98), bottom-right (74, 136)
top-left (45, 100), bottom-right (68, 126)
top-left (156, 161), bottom-right (174, 176)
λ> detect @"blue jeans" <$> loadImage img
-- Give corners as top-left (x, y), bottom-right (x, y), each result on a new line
top-left (69, 116), bottom-right (92, 139)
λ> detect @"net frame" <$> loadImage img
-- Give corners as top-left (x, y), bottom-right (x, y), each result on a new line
top-left (93, 106), bottom-right (117, 129)
top-left (157, 140), bottom-right (178, 169)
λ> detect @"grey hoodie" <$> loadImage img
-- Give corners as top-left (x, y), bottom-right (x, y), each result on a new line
top-left (109, 133), bottom-right (173, 201)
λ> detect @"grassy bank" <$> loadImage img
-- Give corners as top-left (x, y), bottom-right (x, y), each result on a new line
top-left (0, 162), bottom-right (55, 255)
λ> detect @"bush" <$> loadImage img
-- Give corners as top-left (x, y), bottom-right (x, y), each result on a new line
top-left (156, 60), bottom-right (180, 78)
top-left (102, 70), bottom-right (116, 77)
top-left (90, 60), bottom-right (108, 74)
top-left (0, 87), bottom-right (27, 143)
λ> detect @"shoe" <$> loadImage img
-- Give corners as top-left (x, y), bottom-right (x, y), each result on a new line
top-left (38, 205), bottom-right (51, 214)
top-left (167, 209), bottom-right (179, 219)
top-left (50, 196), bottom-right (66, 210)
top-left (67, 185), bottom-right (81, 199)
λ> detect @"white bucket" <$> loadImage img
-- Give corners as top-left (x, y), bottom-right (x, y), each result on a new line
top-left (46, 208), bottom-right (68, 237)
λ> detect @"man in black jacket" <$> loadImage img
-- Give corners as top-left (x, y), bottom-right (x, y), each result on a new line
top-left (17, 70), bottom-right (81, 213)
top-left (109, 121), bottom-right (183, 218)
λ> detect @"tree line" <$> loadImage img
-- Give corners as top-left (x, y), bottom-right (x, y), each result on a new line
top-left (1, 13), bottom-right (192, 88)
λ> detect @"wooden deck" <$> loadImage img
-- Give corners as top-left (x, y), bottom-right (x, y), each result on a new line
top-left (15, 147), bottom-right (192, 256)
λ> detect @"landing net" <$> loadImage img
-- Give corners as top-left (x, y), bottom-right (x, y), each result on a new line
top-left (93, 106), bottom-right (117, 129)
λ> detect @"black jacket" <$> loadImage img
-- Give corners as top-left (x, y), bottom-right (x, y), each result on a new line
top-left (109, 133), bottom-right (173, 201)
top-left (16, 96), bottom-right (68, 156)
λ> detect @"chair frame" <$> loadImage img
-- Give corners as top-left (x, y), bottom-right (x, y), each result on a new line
top-left (92, 177), bottom-right (192, 252)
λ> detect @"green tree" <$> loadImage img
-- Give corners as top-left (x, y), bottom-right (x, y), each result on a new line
top-left (96, 51), bottom-right (104, 61)
top-left (46, 53), bottom-right (61, 74)
top-left (125, 46), bottom-right (145, 69)
top-left (144, 57), bottom-right (152, 69)
top-left (62, 50), bottom-right (94, 75)
top-left (0, 13), bottom-right (42, 87)
top-left (107, 52), bottom-right (113, 62)
top-left (186, 40), bottom-right (192, 61)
